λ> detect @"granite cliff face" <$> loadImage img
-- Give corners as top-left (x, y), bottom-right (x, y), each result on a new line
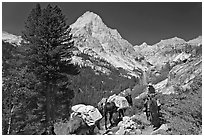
top-left (70, 11), bottom-right (144, 77)
top-left (133, 36), bottom-right (201, 70)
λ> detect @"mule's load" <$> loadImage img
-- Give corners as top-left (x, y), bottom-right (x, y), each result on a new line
top-left (71, 104), bottom-right (102, 126)
top-left (107, 94), bottom-right (130, 110)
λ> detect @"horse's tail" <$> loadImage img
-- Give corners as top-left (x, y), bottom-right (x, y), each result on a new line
top-left (103, 98), bottom-right (108, 110)
top-left (126, 94), bottom-right (133, 106)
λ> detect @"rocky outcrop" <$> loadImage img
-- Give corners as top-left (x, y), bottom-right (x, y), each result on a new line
top-left (70, 11), bottom-right (145, 77)
top-left (153, 55), bottom-right (202, 95)
top-left (133, 36), bottom-right (201, 71)
top-left (168, 56), bottom-right (202, 91)
top-left (151, 124), bottom-right (169, 135)
top-left (108, 116), bottom-right (143, 135)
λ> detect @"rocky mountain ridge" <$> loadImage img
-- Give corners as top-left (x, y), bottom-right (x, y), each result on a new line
top-left (2, 11), bottom-right (202, 79)
top-left (70, 11), bottom-right (144, 78)
top-left (134, 36), bottom-right (202, 70)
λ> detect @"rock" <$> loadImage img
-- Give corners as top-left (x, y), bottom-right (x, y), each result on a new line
top-left (151, 129), bottom-right (168, 135)
top-left (135, 129), bottom-right (142, 135)
top-left (118, 121), bottom-right (124, 127)
top-left (159, 124), bottom-right (169, 131)
top-left (115, 115), bottom-right (142, 135)
top-left (154, 79), bottom-right (168, 93)
top-left (126, 131), bottom-right (136, 135)
top-left (134, 91), bottom-right (148, 100)
top-left (151, 124), bottom-right (169, 135)
top-left (173, 52), bottom-right (191, 63)
top-left (107, 131), bottom-right (114, 135)
top-left (110, 126), bottom-right (120, 134)
top-left (131, 114), bottom-right (150, 125)
top-left (117, 116), bottom-right (139, 130)
top-left (122, 116), bottom-right (130, 121)
top-left (98, 130), bottom-right (106, 135)
top-left (115, 127), bottom-right (126, 135)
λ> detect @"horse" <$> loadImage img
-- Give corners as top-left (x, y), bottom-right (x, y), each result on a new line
top-left (145, 95), bottom-right (160, 129)
top-left (98, 94), bottom-right (133, 130)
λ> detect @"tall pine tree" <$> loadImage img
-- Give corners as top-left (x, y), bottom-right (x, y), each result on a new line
top-left (21, 3), bottom-right (79, 133)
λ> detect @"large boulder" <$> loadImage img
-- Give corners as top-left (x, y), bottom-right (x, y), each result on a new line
top-left (115, 126), bottom-right (126, 135)
top-left (115, 116), bottom-right (143, 135)
top-left (131, 114), bottom-right (151, 125)
top-left (151, 124), bottom-right (169, 135)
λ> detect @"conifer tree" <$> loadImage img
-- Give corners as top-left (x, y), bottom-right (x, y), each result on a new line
top-left (21, 3), bottom-right (79, 133)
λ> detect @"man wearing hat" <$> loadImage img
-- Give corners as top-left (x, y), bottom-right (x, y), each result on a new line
top-left (143, 83), bottom-right (161, 120)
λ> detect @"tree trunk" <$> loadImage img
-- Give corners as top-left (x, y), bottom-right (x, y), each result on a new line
top-left (45, 81), bottom-right (57, 134)
top-left (7, 105), bottom-right (14, 135)
top-left (50, 83), bottom-right (56, 123)
top-left (46, 83), bottom-right (51, 127)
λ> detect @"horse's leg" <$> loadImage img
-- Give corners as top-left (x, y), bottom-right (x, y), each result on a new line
top-left (89, 125), bottom-right (95, 135)
top-left (149, 112), bottom-right (153, 122)
top-left (146, 111), bottom-right (150, 120)
top-left (118, 109), bottom-right (124, 119)
top-left (122, 109), bottom-right (125, 117)
top-left (118, 110), bottom-right (121, 119)
top-left (109, 112), bottom-right (113, 127)
top-left (95, 120), bottom-right (101, 130)
top-left (104, 111), bottom-right (108, 130)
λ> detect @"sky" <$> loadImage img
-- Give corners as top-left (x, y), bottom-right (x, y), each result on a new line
top-left (2, 2), bottom-right (202, 45)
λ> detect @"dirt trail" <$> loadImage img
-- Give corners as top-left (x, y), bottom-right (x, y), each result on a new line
top-left (97, 112), bottom-right (159, 135)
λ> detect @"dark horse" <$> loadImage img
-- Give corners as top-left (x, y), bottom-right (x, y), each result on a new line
top-left (98, 94), bottom-right (133, 130)
top-left (145, 95), bottom-right (160, 129)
